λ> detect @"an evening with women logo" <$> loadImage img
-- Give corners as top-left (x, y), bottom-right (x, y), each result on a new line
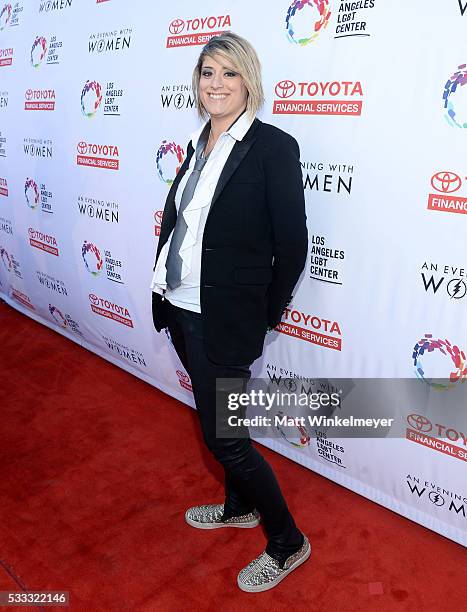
top-left (156, 140), bottom-right (184, 186)
top-left (412, 334), bottom-right (467, 390)
top-left (443, 63), bottom-right (467, 128)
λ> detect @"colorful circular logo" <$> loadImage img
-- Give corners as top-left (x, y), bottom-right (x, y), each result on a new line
top-left (81, 80), bottom-right (103, 118)
top-left (156, 141), bottom-right (184, 186)
top-left (49, 305), bottom-right (67, 328)
top-left (25, 178), bottom-right (39, 209)
top-left (0, 4), bottom-right (12, 31)
top-left (275, 410), bottom-right (311, 447)
top-left (285, 0), bottom-right (331, 46)
top-left (0, 246), bottom-right (11, 271)
top-left (30, 36), bottom-right (47, 68)
top-left (443, 63), bottom-right (467, 128)
top-left (82, 241), bottom-right (103, 276)
top-left (412, 334), bottom-right (467, 390)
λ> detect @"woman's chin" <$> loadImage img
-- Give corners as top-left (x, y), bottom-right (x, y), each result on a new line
top-left (206, 107), bottom-right (228, 118)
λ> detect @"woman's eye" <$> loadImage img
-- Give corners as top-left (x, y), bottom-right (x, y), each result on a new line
top-left (225, 71), bottom-right (237, 77)
top-left (202, 71), bottom-right (212, 77)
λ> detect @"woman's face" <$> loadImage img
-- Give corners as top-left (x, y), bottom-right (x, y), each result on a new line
top-left (198, 53), bottom-right (248, 124)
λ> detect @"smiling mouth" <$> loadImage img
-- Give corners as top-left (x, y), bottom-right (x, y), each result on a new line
top-left (208, 93), bottom-right (228, 100)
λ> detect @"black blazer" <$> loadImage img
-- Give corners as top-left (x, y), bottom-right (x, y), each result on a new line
top-left (151, 117), bottom-right (308, 365)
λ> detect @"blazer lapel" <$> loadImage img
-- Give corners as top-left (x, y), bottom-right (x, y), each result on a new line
top-left (155, 143), bottom-right (194, 258)
top-left (154, 143), bottom-right (194, 270)
top-left (155, 118), bottom-right (260, 267)
top-left (210, 118), bottom-right (261, 210)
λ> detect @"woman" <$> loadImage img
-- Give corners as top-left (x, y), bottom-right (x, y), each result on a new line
top-left (151, 31), bottom-right (309, 592)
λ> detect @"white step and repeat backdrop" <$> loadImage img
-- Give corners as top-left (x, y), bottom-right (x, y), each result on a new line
top-left (1, 1), bottom-right (466, 546)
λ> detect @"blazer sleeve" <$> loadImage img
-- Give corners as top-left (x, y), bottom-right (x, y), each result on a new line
top-left (264, 132), bottom-right (308, 328)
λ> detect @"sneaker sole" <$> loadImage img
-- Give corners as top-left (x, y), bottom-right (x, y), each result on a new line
top-left (237, 542), bottom-right (311, 592)
top-left (185, 512), bottom-right (260, 530)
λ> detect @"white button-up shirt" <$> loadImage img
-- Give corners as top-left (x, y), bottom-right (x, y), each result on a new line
top-left (150, 111), bottom-right (255, 312)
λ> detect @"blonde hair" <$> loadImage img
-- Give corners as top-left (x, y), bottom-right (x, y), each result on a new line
top-left (192, 31), bottom-right (265, 120)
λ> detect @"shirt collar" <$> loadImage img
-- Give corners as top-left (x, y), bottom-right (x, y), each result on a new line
top-left (189, 110), bottom-right (255, 151)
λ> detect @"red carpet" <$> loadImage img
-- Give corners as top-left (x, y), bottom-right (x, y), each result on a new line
top-left (0, 299), bottom-right (465, 611)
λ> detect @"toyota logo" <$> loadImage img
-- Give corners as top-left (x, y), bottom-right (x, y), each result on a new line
top-left (275, 80), bottom-right (296, 99)
top-left (176, 370), bottom-right (190, 383)
top-left (25, 89), bottom-right (33, 101)
top-left (431, 171), bottom-right (462, 193)
top-left (407, 414), bottom-right (432, 433)
top-left (88, 293), bottom-right (99, 305)
top-left (77, 141), bottom-right (87, 154)
top-left (169, 19), bottom-right (185, 35)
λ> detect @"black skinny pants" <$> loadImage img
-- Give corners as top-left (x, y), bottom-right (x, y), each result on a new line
top-left (165, 300), bottom-right (304, 564)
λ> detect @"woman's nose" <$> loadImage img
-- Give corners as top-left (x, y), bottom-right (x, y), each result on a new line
top-left (211, 73), bottom-right (224, 89)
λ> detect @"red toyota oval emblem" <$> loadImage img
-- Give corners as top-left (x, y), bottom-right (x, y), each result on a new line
top-left (169, 19), bottom-right (185, 35)
top-left (275, 80), bottom-right (296, 99)
top-left (407, 413), bottom-right (432, 433)
top-left (431, 171), bottom-right (462, 193)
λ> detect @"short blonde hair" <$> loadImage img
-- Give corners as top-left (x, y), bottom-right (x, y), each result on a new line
top-left (192, 31), bottom-right (265, 120)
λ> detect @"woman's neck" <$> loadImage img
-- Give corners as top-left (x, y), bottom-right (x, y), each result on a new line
top-left (209, 108), bottom-right (247, 141)
top-left (209, 118), bottom-right (230, 140)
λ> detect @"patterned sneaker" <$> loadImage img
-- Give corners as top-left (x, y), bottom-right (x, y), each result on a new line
top-left (237, 535), bottom-right (311, 592)
top-left (185, 504), bottom-right (260, 530)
